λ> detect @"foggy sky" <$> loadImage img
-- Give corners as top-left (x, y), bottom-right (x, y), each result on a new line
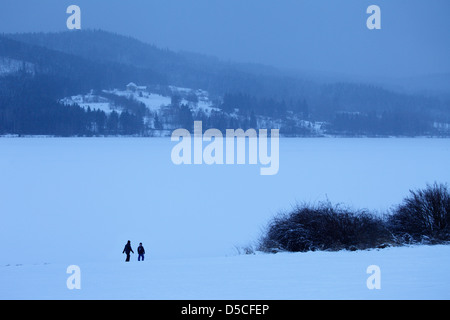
top-left (1, 0), bottom-right (449, 78)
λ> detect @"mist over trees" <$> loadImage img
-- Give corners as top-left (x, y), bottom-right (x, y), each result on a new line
top-left (1, 30), bottom-right (449, 137)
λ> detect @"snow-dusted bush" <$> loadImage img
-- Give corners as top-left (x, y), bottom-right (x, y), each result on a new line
top-left (258, 183), bottom-right (450, 253)
top-left (258, 202), bottom-right (392, 253)
top-left (388, 183), bottom-right (450, 243)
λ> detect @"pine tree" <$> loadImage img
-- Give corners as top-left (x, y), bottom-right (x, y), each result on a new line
top-left (154, 113), bottom-right (163, 130)
top-left (249, 110), bottom-right (257, 128)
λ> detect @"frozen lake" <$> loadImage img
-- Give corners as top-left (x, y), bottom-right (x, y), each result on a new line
top-left (0, 137), bottom-right (449, 265)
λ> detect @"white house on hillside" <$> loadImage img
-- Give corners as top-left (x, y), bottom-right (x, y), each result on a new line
top-left (126, 82), bottom-right (147, 93)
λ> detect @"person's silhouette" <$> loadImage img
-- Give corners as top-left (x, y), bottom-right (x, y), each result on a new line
top-left (122, 240), bottom-right (134, 262)
top-left (137, 243), bottom-right (145, 261)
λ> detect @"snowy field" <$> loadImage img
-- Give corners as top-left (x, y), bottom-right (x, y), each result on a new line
top-left (1, 245), bottom-right (450, 300)
top-left (0, 137), bottom-right (449, 299)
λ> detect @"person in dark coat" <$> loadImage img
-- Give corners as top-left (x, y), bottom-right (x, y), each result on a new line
top-left (137, 242), bottom-right (145, 261)
top-left (122, 240), bottom-right (134, 262)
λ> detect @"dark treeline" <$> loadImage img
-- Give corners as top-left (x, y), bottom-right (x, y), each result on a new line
top-left (328, 111), bottom-right (431, 136)
top-left (221, 92), bottom-right (309, 119)
top-left (0, 73), bottom-right (145, 136)
top-left (158, 101), bottom-right (256, 134)
top-left (218, 91), bottom-right (444, 136)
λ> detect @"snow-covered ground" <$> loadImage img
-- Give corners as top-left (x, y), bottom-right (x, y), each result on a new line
top-left (106, 88), bottom-right (172, 112)
top-left (60, 85), bottom-right (219, 115)
top-left (0, 137), bottom-right (449, 299)
top-left (1, 245), bottom-right (449, 300)
top-left (0, 57), bottom-right (34, 75)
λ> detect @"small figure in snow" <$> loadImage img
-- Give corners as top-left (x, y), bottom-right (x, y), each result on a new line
top-left (137, 242), bottom-right (145, 261)
top-left (122, 240), bottom-right (134, 262)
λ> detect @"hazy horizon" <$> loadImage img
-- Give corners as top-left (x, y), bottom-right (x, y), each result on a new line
top-left (1, 0), bottom-right (450, 79)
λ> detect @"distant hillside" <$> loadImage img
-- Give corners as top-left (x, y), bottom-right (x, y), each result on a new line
top-left (0, 34), bottom-right (166, 96)
top-left (5, 30), bottom-right (315, 101)
top-left (1, 30), bottom-right (449, 136)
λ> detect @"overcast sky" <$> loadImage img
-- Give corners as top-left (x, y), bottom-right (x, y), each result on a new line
top-left (1, 0), bottom-right (449, 78)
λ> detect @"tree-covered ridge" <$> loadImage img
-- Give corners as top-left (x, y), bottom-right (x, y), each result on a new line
top-left (1, 30), bottom-right (449, 136)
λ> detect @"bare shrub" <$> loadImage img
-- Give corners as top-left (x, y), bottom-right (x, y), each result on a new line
top-left (258, 202), bottom-right (392, 253)
top-left (388, 182), bottom-right (450, 242)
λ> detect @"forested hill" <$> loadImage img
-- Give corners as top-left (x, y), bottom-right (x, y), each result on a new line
top-left (0, 34), bottom-right (167, 96)
top-left (1, 30), bottom-right (449, 136)
top-left (5, 30), bottom-right (314, 101)
top-left (0, 34), bottom-right (166, 136)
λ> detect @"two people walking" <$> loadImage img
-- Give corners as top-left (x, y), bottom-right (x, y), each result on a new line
top-left (122, 240), bottom-right (145, 262)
